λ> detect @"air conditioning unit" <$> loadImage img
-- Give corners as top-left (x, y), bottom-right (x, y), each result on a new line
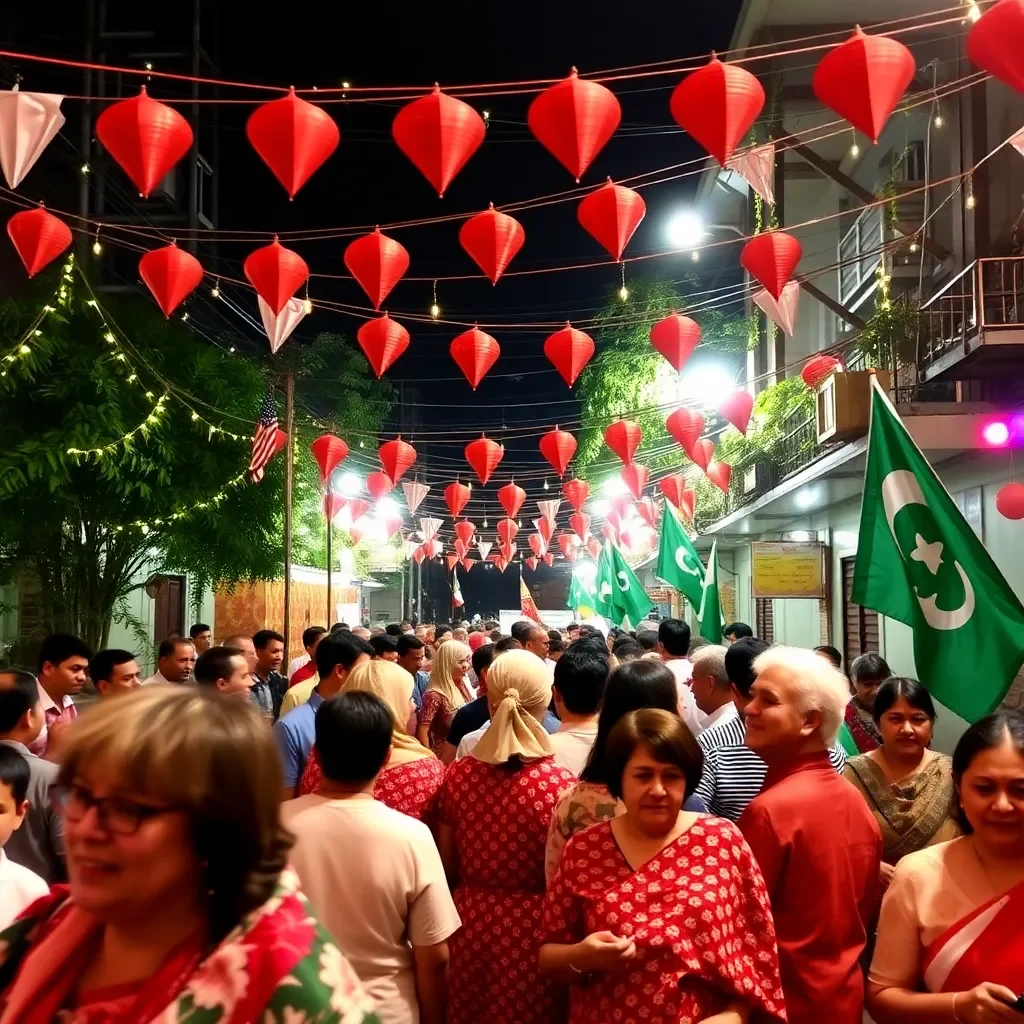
top-left (816, 369), bottom-right (891, 443)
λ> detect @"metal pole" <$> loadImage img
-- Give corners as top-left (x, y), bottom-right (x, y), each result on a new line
top-left (326, 513), bottom-right (333, 627)
top-left (283, 373), bottom-right (295, 663)
top-left (399, 552), bottom-right (405, 622)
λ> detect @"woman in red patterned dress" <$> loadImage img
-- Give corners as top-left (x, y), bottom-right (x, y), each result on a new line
top-left (297, 660), bottom-right (444, 825)
top-left (439, 649), bottom-right (577, 1024)
top-left (540, 708), bottom-right (787, 1024)
top-left (417, 640), bottom-right (472, 757)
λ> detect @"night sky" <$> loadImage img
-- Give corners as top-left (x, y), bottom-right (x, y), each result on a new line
top-left (1, 1), bottom-right (742, 619)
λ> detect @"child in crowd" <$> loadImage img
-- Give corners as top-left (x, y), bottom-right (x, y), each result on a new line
top-left (0, 745), bottom-right (48, 928)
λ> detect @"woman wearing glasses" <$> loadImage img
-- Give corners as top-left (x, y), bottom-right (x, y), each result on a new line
top-left (0, 687), bottom-right (379, 1024)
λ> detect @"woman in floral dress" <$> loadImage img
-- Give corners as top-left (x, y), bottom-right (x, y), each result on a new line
top-left (417, 640), bottom-right (472, 757)
top-left (297, 660), bottom-right (444, 825)
top-left (0, 687), bottom-right (378, 1024)
top-left (540, 709), bottom-right (786, 1024)
top-left (439, 650), bottom-right (577, 1024)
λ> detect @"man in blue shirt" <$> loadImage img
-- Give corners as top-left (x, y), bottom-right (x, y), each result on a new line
top-left (396, 634), bottom-right (430, 712)
top-left (273, 632), bottom-right (373, 799)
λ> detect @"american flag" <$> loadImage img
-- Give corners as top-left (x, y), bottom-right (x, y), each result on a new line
top-left (248, 388), bottom-right (279, 484)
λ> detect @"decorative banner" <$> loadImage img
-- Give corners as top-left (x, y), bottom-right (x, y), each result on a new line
top-left (258, 295), bottom-right (307, 354)
top-left (752, 280), bottom-right (800, 337)
top-left (412, 545), bottom-right (426, 565)
top-left (636, 496), bottom-right (657, 528)
top-left (0, 88), bottom-right (65, 190)
top-left (462, 557), bottom-right (477, 573)
top-left (542, 552), bottom-right (554, 567)
top-left (537, 498), bottom-right (561, 528)
top-left (345, 498), bottom-right (370, 524)
top-left (446, 553), bottom-right (459, 571)
top-left (419, 517), bottom-right (443, 542)
top-left (455, 538), bottom-right (468, 559)
top-left (751, 541), bottom-right (825, 599)
top-left (401, 538), bottom-right (419, 559)
top-left (322, 493), bottom-right (346, 522)
top-left (1012, 127), bottom-right (1024, 160)
top-left (725, 142), bottom-right (775, 204)
top-left (526, 556), bottom-right (540, 571)
top-left (380, 512), bottom-right (404, 539)
top-left (476, 539), bottom-right (493, 560)
top-left (402, 480), bottom-right (429, 515)
top-left (533, 516), bottom-right (553, 544)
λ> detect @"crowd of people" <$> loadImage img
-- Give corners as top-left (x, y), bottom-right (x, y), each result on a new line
top-left (0, 614), bottom-right (1021, 1023)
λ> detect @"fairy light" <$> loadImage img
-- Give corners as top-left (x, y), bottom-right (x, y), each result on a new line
top-left (849, 131), bottom-right (860, 159)
top-left (92, 229), bottom-right (103, 256)
top-left (618, 262), bottom-right (629, 302)
top-left (966, 0), bottom-right (982, 22)
top-left (112, 473), bottom-right (250, 534)
top-left (966, 174), bottom-right (976, 210)
top-left (933, 107), bottom-right (944, 128)
top-left (303, 281), bottom-right (313, 315)
top-left (909, 239), bottom-right (919, 253)
top-left (690, 250), bottom-right (700, 262)
top-left (211, 280), bottom-right (221, 299)
top-left (543, 478), bottom-right (550, 490)
top-left (80, 163), bottom-right (89, 175)
top-left (430, 280), bottom-right (441, 320)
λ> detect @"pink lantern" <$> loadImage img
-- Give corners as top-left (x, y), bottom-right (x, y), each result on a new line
top-left (0, 88), bottom-right (65, 189)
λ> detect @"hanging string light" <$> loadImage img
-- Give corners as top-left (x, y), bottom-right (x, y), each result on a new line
top-left (430, 279), bottom-right (441, 320)
top-left (933, 105), bottom-right (944, 128)
top-left (618, 262), bottom-right (629, 302)
top-left (303, 280), bottom-right (313, 315)
top-left (211, 279), bottom-right (221, 298)
top-left (849, 130), bottom-right (860, 159)
top-left (91, 228), bottom-right (103, 256)
top-left (966, 174), bottom-right (976, 210)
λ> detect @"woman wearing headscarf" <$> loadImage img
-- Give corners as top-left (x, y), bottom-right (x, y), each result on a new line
top-left (417, 640), bottom-right (472, 758)
top-left (297, 661), bottom-right (445, 825)
top-left (438, 650), bottom-right (577, 1024)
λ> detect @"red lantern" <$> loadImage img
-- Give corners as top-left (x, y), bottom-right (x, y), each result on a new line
top-left (544, 323), bottom-right (595, 387)
top-left (344, 227), bottom-right (410, 310)
top-left (323, 493), bottom-right (346, 522)
top-left (6, 207), bottom-right (72, 278)
top-left (690, 439), bottom-right (715, 472)
top-left (497, 481), bottom-right (527, 519)
top-left (801, 354), bottom-right (841, 390)
top-left (558, 533), bottom-right (578, 559)
top-left (381, 512), bottom-right (404, 539)
top-left (996, 481), bottom-right (1024, 519)
top-left (459, 204), bottom-right (525, 284)
top-left (347, 498), bottom-right (370, 523)
top-left (526, 555), bottom-right (540, 571)
top-left (649, 313), bottom-right (701, 372)
top-left (539, 427), bottom-right (577, 477)
top-left (527, 68), bottom-right (621, 181)
top-left (138, 243), bottom-right (203, 318)
top-left (602, 522), bottom-right (619, 545)
top-left (741, 231), bottom-right (802, 301)
top-left (497, 519), bottom-right (519, 546)
top-left (586, 537), bottom-right (603, 560)
top-left (968, 0), bottom-right (1024, 93)
top-left (244, 236), bottom-right (308, 315)
top-left (534, 516), bottom-right (554, 544)
top-left (445, 481), bottom-right (471, 519)
top-left (706, 460), bottom-right (732, 494)
top-left (813, 27), bottom-right (915, 142)
top-left (392, 84), bottom-right (485, 196)
top-left (450, 326), bottom-right (500, 389)
top-left (357, 315), bottom-right (410, 377)
top-left (570, 512), bottom-right (591, 541)
top-left (446, 553), bottom-right (459, 572)
top-left (349, 520), bottom-right (368, 546)
top-left (576, 178), bottom-right (646, 261)
top-left (669, 56), bottom-right (765, 166)
top-left (379, 438), bottom-right (417, 483)
top-left (493, 556), bottom-right (509, 573)
top-left (311, 434), bottom-right (349, 482)
top-left (455, 520), bottom-right (476, 546)
top-left (622, 464), bottom-right (650, 501)
top-left (366, 471), bottom-right (394, 501)
top-left (543, 552), bottom-right (554, 567)
top-left (462, 557), bottom-right (477, 573)
top-left (563, 477), bottom-right (589, 513)
top-left (528, 534), bottom-right (546, 558)
top-left (604, 419), bottom-right (642, 465)
top-left (465, 435), bottom-right (504, 484)
top-left (412, 546), bottom-right (426, 565)
top-left (95, 87), bottom-right (193, 198)
top-left (610, 493), bottom-right (633, 523)
top-left (636, 496), bottom-right (657, 529)
top-left (246, 87), bottom-right (340, 199)
top-left (719, 388), bottom-right (754, 436)
top-left (666, 408), bottom-right (705, 456)
top-left (659, 474), bottom-right (696, 521)
top-left (454, 539), bottom-right (468, 560)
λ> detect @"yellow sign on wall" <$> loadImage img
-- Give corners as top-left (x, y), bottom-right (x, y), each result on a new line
top-left (751, 542), bottom-right (824, 599)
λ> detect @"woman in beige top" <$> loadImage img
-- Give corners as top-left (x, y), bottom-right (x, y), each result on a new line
top-left (844, 677), bottom-right (959, 892)
top-left (867, 709), bottom-right (1024, 1024)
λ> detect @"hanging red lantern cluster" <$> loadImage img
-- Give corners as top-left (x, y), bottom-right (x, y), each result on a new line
top-left (569, 512), bottom-right (591, 542)
top-left (563, 477), bottom-right (589, 513)
top-left (650, 313), bottom-right (701, 372)
top-left (246, 87), bottom-right (340, 199)
top-left (459, 204), bottom-right (525, 284)
top-left (544, 323), bottom-right (595, 386)
top-left (741, 231), bottom-right (802, 300)
top-left (445, 481), bottom-right (471, 519)
top-left (450, 326), bottom-right (500, 388)
top-left (379, 437), bottom-right (417, 482)
top-left (604, 419), bottom-right (642, 465)
top-left (244, 236), bottom-right (309, 315)
top-left (528, 68), bottom-right (621, 181)
top-left (6, 207), bottom-right (72, 278)
top-left (392, 84), bottom-right (486, 197)
top-left (659, 474), bottom-right (696, 521)
top-left (138, 242), bottom-right (203, 318)
top-left (577, 178), bottom-right (646, 261)
top-left (357, 315), bottom-right (410, 377)
top-left (539, 427), bottom-right (577, 477)
top-left (311, 434), bottom-right (349, 482)
top-left (344, 227), bottom-right (410, 310)
top-left (96, 87), bottom-right (193, 198)
top-left (465, 434), bottom-right (504, 484)
top-left (498, 481), bottom-right (526, 519)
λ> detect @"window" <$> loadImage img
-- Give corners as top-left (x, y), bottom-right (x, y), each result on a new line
top-left (755, 598), bottom-right (774, 644)
top-left (842, 557), bottom-right (879, 666)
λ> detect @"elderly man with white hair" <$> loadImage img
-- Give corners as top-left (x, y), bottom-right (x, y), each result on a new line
top-left (738, 646), bottom-right (882, 1024)
top-left (687, 644), bottom-right (735, 733)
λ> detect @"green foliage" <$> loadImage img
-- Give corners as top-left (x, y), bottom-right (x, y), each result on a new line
top-left (854, 294), bottom-right (920, 369)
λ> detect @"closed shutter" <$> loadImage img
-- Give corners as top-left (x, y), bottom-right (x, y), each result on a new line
top-left (755, 598), bottom-right (775, 644)
top-left (842, 557), bottom-right (879, 666)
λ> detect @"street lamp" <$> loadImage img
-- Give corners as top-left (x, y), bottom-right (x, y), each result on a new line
top-left (666, 210), bottom-right (745, 257)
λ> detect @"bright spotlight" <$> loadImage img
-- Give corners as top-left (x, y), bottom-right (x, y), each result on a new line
top-left (666, 211), bottom-right (706, 250)
top-left (983, 420), bottom-right (1010, 447)
top-left (337, 472), bottom-right (364, 498)
top-left (601, 476), bottom-right (630, 497)
top-left (375, 496), bottom-right (400, 518)
top-left (679, 363), bottom-right (736, 409)
top-left (573, 560), bottom-right (598, 583)
top-left (590, 498), bottom-right (611, 517)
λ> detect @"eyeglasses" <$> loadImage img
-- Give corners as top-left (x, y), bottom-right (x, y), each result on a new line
top-left (51, 783), bottom-right (182, 837)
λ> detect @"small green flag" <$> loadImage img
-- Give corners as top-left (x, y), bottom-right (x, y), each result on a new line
top-left (656, 502), bottom-right (705, 610)
top-left (837, 721), bottom-right (860, 758)
top-left (697, 539), bottom-right (724, 642)
top-left (596, 541), bottom-right (655, 629)
top-left (566, 563), bottom-right (598, 618)
top-left (852, 380), bottom-right (1024, 721)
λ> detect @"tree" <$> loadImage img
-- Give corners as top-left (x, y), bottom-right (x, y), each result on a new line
top-left (0, 263), bottom-right (393, 654)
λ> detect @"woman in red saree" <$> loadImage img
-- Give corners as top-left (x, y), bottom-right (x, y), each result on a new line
top-left (0, 687), bottom-right (379, 1024)
top-left (297, 660), bottom-right (444, 825)
top-left (868, 709), bottom-right (1024, 1023)
top-left (540, 708), bottom-right (786, 1024)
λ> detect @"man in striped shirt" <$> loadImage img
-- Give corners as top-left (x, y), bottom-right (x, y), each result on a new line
top-left (694, 637), bottom-right (847, 820)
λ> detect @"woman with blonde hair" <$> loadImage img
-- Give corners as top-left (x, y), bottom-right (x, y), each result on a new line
top-left (438, 649), bottom-right (577, 1024)
top-left (0, 687), bottom-right (377, 1023)
top-left (417, 640), bottom-right (472, 757)
top-left (298, 660), bottom-right (444, 824)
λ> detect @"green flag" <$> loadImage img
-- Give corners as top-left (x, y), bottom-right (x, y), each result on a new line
top-left (852, 379), bottom-right (1024, 721)
top-left (566, 563), bottom-right (598, 618)
top-left (656, 502), bottom-right (705, 610)
top-left (697, 539), bottom-right (724, 642)
top-left (596, 541), bottom-right (655, 629)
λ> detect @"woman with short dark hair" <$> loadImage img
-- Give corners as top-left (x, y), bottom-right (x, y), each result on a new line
top-left (539, 709), bottom-right (785, 1023)
top-left (845, 653), bottom-right (892, 752)
top-left (0, 687), bottom-right (377, 1023)
top-left (868, 709), bottom-right (1024, 1023)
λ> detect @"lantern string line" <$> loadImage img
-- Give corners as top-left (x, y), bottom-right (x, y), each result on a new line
top-left (0, 5), bottom-right (972, 99)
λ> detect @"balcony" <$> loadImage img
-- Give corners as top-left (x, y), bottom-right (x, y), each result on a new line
top-left (918, 258), bottom-right (1024, 382)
